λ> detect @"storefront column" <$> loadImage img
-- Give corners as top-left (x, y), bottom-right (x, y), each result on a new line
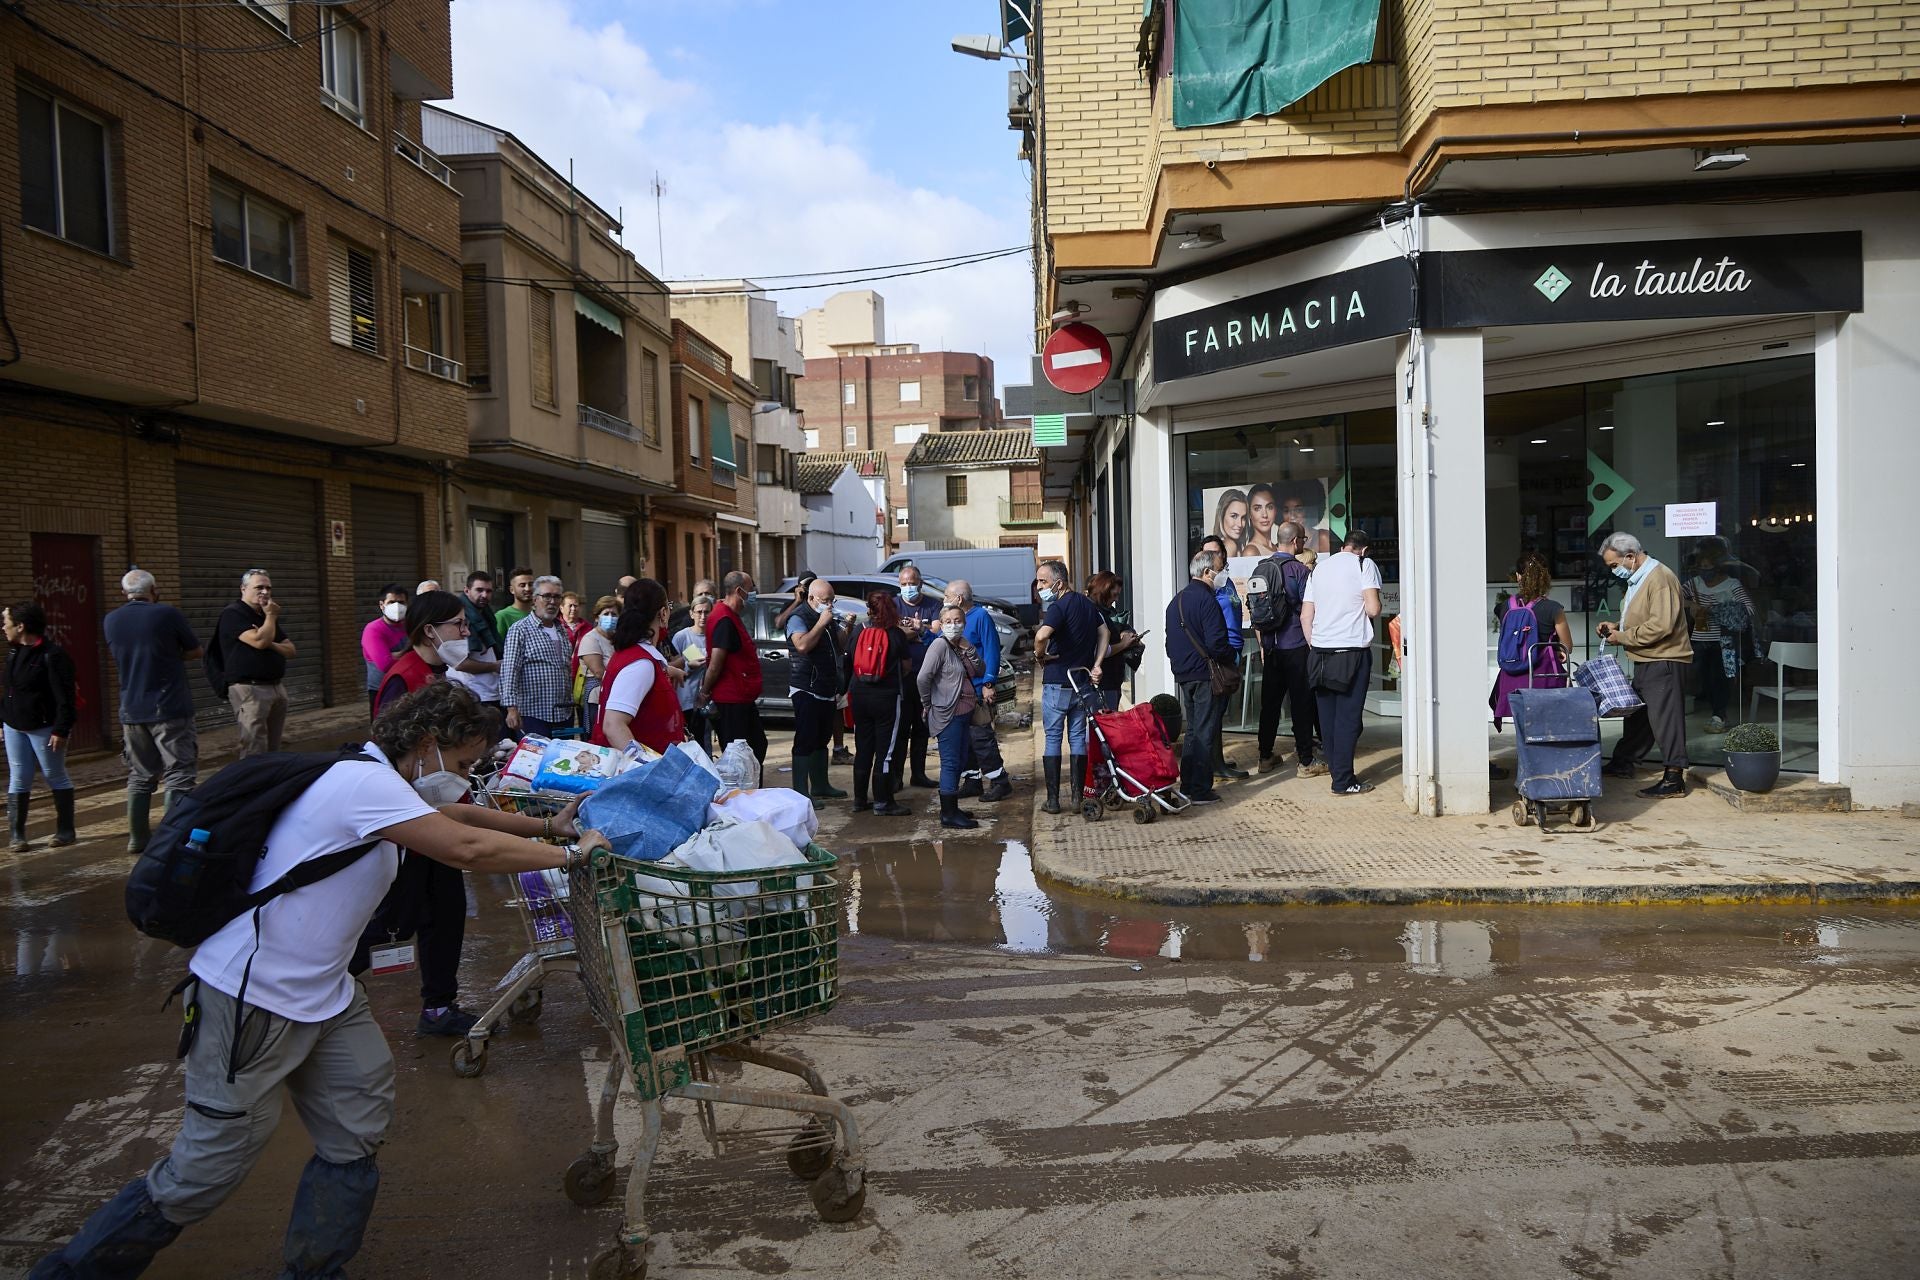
top-left (1396, 330), bottom-right (1489, 816)
top-left (1135, 407), bottom-right (1179, 702)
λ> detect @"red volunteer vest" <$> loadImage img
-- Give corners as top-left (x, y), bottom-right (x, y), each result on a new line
top-left (374, 650), bottom-right (441, 713)
top-left (589, 645), bottom-right (685, 753)
top-left (704, 600), bottom-right (763, 703)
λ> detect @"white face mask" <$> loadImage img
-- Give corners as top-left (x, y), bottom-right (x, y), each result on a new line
top-left (382, 601), bottom-right (406, 623)
top-left (942, 622), bottom-right (964, 641)
top-left (411, 742), bottom-right (470, 807)
top-left (427, 626), bottom-right (469, 669)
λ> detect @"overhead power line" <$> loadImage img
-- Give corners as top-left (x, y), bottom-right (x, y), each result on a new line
top-left (482, 246), bottom-right (1033, 300)
top-left (664, 246), bottom-right (1029, 284)
top-left (57, 0), bottom-right (401, 55)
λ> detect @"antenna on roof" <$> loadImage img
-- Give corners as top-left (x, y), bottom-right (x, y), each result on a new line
top-left (652, 172), bottom-right (666, 276)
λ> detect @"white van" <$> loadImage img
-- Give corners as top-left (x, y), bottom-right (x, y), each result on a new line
top-left (878, 547), bottom-right (1039, 624)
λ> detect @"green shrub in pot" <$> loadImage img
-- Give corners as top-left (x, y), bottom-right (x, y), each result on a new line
top-left (1722, 722), bottom-right (1781, 792)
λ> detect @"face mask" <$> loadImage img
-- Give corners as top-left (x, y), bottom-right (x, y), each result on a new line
top-left (1038, 587), bottom-right (1057, 605)
top-left (428, 629), bottom-right (469, 669)
top-left (382, 601), bottom-right (405, 623)
top-left (942, 623), bottom-right (964, 641)
top-left (1611, 564), bottom-right (1633, 582)
top-left (901, 584), bottom-right (921, 602)
top-left (411, 743), bottom-right (471, 807)
top-left (598, 613), bottom-right (617, 632)
top-left (743, 590), bottom-right (758, 604)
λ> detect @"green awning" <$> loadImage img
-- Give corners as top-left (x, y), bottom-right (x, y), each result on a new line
top-left (710, 399), bottom-right (737, 468)
top-left (1173, 0), bottom-right (1380, 129)
top-left (1002, 1), bottom-right (1031, 44)
top-left (573, 292), bottom-right (623, 336)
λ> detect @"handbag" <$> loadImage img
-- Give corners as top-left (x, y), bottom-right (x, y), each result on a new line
top-left (1308, 647), bottom-right (1365, 694)
top-left (1176, 596), bottom-right (1242, 699)
top-left (1572, 651), bottom-right (1645, 718)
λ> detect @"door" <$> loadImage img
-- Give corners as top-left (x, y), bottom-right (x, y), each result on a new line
top-left (469, 513), bottom-right (514, 588)
top-left (580, 510), bottom-right (632, 602)
top-left (30, 533), bottom-right (105, 752)
top-left (350, 487), bottom-right (422, 607)
top-left (175, 465), bottom-right (326, 723)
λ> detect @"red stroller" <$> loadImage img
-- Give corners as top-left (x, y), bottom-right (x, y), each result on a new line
top-left (1068, 670), bottom-right (1191, 824)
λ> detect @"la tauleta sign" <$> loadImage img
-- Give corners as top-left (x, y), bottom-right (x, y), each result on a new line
top-left (1151, 258), bottom-right (1410, 382)
top-left (1427, 230), bottom-right (1863, 328)
top-left (1151, 231), bottom-right (1862, 382)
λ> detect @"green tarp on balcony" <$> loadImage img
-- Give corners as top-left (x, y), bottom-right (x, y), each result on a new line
top-left (1173, 0), bottom-right (1380, 129)
top-left (573, 291), bottom-right (623, 336)
top-left (710, 399), bottom-right (737, 469)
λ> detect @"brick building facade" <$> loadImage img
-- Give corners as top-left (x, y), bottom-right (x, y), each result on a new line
top-left (2, 0), bottom-right (465, 746)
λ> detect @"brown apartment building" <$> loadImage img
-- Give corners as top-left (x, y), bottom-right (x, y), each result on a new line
top-left (1, 0), bottom-right (468, 747)
top-left (796, 349), bottom-right (998, 552)
top-left (653, 320), bottom-right (756, 603)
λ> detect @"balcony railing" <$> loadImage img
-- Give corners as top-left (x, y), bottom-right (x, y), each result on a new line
top-left (579, 403), bottom-right (636, 440)
top-left (393, 133), bottom-right (456, 189)
top-left (999, 497), bottom-right (1052, 527)
top-left (402, 344), bottom-right (463, 383)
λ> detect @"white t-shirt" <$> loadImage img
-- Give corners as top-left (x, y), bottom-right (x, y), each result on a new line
top-left (603, 643), bottom-right (668, 719)
top-left (670, 626), bottom-right (706, 711)
top-left (191, 743), bottom-right (438, 1022)
top-left (447, 644), bottom-right (500, 703)
top-left (1303, 551), bottom-right (1384, 650)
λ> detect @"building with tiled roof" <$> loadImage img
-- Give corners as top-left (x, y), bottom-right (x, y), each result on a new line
top-left (903, 429), bottom-right (1038, 471)
top-left (902, 430), bottom-right (1064, 558)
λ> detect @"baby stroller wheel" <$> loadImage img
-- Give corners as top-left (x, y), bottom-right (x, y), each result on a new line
top-left (1082, 799), bottom-right (1105, 822)
top-left (1511, 799), bottom-right (1534, 827)
top-left (1132, 801), bottom-right (1157, 825)
top-left (1102, 787), bottom-right (1127, 812)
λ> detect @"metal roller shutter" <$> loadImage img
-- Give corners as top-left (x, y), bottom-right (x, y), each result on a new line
top-left (175, 465), bottom-right (326, 725)
top-left (351, 486), bottom-right (423, 606)
top-left (580, 511), bottom-right (632, 603)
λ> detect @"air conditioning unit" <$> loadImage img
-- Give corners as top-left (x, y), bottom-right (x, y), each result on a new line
top-left (1007, 70), bottom-right (1032, 130)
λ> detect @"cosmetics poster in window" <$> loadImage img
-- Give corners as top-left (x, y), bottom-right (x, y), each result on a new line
top-left (1198, 478), bottom-right (1335, 558)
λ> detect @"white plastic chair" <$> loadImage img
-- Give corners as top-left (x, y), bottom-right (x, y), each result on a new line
top-left (1749, 641), bottom-right (1817, 742)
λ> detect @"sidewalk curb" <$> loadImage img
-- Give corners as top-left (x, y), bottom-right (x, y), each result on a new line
top-left (1024, 843), bottom-right (1920, 907)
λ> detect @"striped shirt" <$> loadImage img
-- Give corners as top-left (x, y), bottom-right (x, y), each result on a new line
top-left (500, 616), bottom-right (574, 722)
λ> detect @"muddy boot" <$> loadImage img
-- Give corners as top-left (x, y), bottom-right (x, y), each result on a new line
top-left (809, 752), bottom-right (848, 800)
top-left (794, 752), bottom-right (820, 811)
top-left (29, 1175), bottom-right (182, 1276)
top-left (1041, 757), bottom-right (1062, 814)
top-left (1068, 755), bottom-right (1087, 809)
top-left (981, 771), bottom-right (1013, 802)
top-left (127, 791), bottom-right (153, 854)
top-left (51, 789), bottom-right (77, 847)
top-left (281, 1153), bottom-right (380, 1280)
top-left (8, 794), bottom-right (29, 852)
top-left (939, 794), bottom-right (979, 830)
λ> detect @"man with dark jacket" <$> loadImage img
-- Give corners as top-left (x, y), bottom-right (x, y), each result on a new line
top-left (103, 568), bottom-right (203, 852)
top-left (1253, 521), bottom-right (1322, 777)
top-left (1166, 551), bottom-right (1234, 804)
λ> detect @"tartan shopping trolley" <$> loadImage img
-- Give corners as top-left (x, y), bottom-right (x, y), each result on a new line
top-left (561, 840), bottom-right (866, 1280)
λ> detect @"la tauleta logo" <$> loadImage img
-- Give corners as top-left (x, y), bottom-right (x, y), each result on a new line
top-left (1533, 266), bottom-right (1572, 302)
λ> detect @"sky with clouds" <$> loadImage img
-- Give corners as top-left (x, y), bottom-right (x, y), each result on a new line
top-left (446, 0), bottom-right (1038, 392)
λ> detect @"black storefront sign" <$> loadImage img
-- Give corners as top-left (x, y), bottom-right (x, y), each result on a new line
top-left (1152, 231), bottom-right (1863, 383)
top-left (1425, 231), bottom-right (1863, 329)
top-left (1151, 257), bottom-right (1412, 382)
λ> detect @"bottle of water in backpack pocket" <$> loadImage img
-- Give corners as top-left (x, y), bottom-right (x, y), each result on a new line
top-left (171, 827), bottom-right (213, 887)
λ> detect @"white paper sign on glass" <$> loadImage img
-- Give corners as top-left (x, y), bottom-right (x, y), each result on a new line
top-left (1664, 501), bottom-right (1717, 537)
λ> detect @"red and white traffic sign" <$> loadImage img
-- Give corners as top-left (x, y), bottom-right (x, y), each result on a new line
top-left (1041, 322), bottom-right (1112, 394)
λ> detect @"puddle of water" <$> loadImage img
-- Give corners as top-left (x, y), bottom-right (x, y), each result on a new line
top-left (836, 839), bottom-right (1920, 974)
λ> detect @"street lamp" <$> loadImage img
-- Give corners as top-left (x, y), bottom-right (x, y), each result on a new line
top-left (951, 34), bottom-right (1028, 63)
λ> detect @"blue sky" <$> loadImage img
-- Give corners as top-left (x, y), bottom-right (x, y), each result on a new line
top-left (447, 0), bottom-right (1036, 386)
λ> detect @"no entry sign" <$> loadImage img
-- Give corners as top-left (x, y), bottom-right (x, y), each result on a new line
top-left (1041, 322), bottom-right (1112, 394)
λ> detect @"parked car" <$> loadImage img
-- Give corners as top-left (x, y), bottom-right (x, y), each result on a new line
top-left (879, 548), bottom-right (1040, 624)
top-left (776, 575), bottom-right (1028, 657)
top-left (749, 592), bottom-right (1016, 721)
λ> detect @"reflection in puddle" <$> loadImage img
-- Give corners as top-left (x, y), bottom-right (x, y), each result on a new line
top-left (835, 840), bottom-right (1920, 974)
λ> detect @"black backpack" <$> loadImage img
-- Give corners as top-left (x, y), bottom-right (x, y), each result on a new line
top-left (127, 746), bottom-right (385, 947)
top-left (1248, 555), bottom-right (1298, 636)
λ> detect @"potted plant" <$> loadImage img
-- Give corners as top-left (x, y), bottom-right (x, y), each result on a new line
top-left (1722, 722), bottom-right (1781, 793)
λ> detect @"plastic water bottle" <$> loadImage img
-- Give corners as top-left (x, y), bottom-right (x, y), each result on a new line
top-left (173, 828), bottom-right (213, 888)
top-left (186, 827), bottom-right (212, 854)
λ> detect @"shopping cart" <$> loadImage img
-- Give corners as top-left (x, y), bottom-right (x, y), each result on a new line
top-left (1067, 668), bottom-right (1191, 824)
top-left (451, 771), bottom-right (581, 1078)
top-left (563, 841), bottom-right (864, 1279)
top-left (1509, 644), bottom-right (1601, 831)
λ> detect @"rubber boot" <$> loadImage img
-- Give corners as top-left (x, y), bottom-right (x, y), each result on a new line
top-left (981, 771), bottom-right (1013, 802)
top-left (1041, 757), bottom-right (1062, 814)
top-left (281, 1153), bottom-right (380, 1280)
top-left (1068, 754), bottom-right (1087, 811)
top-left (939, 794), bottom-right (979, 830)
top-left (809, 752), bottom-right (848, 800)
top-left (794, 752), bottom-right (820, 811)
top-left (8, 794), bottom-right (29, 852)
top-left (26, 1175), bottom-right (182, 1279)
top-left (51, 789), bottom-right (77, 847)
top-left (127, 791), bottom-right (153, 854)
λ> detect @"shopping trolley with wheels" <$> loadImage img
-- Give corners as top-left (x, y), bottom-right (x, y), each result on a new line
top-left (563, 840), bottom-right (864, 1279)
top-left (1067, 668), bottom-right (1191, 824)
top-left (452, 772), bottom-right (581, 1078)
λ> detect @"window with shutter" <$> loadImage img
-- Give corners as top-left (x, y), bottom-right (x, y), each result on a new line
top-left (945, 475), bottom-right (967, 507)
top-left (328, 239), bottom-right (378, 354)
top-left (688, 398), bottom-right (703, 462)
top-left (641, 350), bottom-right (660, 445)
top-left (530, 287), bottom-right (555, 406)
top-left (461, 266), bottom-right (490, 389)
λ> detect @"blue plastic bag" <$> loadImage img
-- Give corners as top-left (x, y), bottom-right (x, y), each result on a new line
top-left (578, 747), bottom-right (720, 862)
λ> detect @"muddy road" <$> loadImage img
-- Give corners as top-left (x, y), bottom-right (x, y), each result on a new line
top-left (4, 767), bottom-right (1919, 1277)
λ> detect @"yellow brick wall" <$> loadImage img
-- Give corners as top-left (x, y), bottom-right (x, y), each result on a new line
top-left (1039, 0), bottom-right (1157, 233)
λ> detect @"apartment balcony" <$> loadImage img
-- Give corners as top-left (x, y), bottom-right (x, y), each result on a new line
top-left (579, 403), bottom-right (636, 440)
top-left (999, 497), bottom-right (1054, 528)
top-left (392, 133), bottom-right (456, 190)
top-left (403, 344), bottom-right (463, 384)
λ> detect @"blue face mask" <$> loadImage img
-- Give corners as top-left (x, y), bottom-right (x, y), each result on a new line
top-left (1611, 564), bottom-right (1633, 582)
top-left (743, 590), bottom-right (758, 604)
top-left (597, 613), bottom-right (617, 632)
top-left (901, 584), bottom-right (921, 602)
top-left (1038, 587), bottom-right (1057, 605)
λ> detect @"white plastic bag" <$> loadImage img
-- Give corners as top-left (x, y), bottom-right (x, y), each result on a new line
top-left (674, 739), bottom-right (723, 781)
top-left (710, 788), bottom-right (817, 853)
top-left (715, 739), bottom-right (762, 791)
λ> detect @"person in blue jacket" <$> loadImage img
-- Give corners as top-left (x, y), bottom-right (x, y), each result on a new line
top-left (1166, 550), bottom-right (1235, 804)
top-left (1198, 535), bottom-right (1250, 781)
top-left (941, 579), bottom-right (1012, 802)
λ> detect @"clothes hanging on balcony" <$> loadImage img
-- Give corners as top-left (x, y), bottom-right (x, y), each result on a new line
top-left (1173, 0), bottom-right (1381, 128)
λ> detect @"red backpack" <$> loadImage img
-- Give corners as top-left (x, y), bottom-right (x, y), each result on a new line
top-left (852, 626), bottom-right (890, 682)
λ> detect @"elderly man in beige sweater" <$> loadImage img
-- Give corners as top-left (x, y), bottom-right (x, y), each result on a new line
top-left (1596, 531), bottom-right (1693, 798)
